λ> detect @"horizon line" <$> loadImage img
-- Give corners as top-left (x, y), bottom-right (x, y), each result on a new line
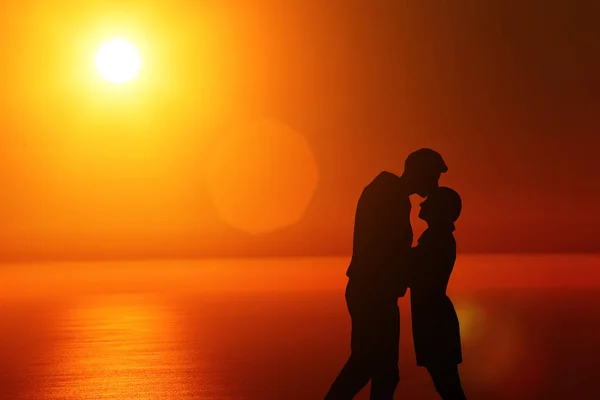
top-left (1, 251), bottom-right (599, 265)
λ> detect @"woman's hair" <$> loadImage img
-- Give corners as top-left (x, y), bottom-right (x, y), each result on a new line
top-left (428, 186), bottom-right (462, 223)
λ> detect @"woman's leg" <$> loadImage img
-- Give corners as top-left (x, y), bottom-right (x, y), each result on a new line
top-left (425, 364), bottom-right (467, 400)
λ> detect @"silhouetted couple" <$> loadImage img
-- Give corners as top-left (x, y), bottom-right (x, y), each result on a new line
top-left (325, 149), bottom-right (467, 400)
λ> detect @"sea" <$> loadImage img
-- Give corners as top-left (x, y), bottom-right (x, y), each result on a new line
top-left (1, 254), bottom-right (599, 399)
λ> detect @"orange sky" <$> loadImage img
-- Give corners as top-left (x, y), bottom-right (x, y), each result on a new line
top-left (0, 0), bottom-right (599, 261)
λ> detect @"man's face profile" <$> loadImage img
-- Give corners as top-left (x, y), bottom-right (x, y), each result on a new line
top-left (414, 170), bottom-right (442, 198)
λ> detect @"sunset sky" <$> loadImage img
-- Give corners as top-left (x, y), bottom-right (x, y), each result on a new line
top-left (0, 0), bottom-right (598, 261)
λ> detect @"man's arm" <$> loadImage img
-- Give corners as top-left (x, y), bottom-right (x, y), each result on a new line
top-left (404, 247), bottom-right (420, 289)
top-left (383, 194), bottom-right (413, 295)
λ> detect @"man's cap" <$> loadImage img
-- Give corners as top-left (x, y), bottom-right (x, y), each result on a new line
top-left (404, 148), bottom-right (448, 173)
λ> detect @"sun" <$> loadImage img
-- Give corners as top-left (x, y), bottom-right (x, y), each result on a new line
top-left (95, 38), bottom-right (141, 84)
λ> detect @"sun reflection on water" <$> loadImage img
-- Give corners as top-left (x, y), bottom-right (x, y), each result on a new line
top-left (42, 294), bottom-right (199, 400)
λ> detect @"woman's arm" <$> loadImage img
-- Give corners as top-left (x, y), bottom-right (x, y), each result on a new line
top-left (412, 242), bottom-right (455, 295)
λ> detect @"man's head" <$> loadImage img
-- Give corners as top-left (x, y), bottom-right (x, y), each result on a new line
top-left (403, 148), bottom-right (448, 197)
top-left (418, 186), bottom-right (462, 227)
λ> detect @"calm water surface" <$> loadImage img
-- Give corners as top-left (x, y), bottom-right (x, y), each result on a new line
top-left (1, 255), bottom-right (599, 399)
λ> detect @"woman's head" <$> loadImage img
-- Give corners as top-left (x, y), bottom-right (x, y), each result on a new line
top-left (418, 186), bottom-right (462, 227)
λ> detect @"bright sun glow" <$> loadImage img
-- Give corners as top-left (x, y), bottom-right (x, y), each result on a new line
top-left (95, 38), bottom-right (141, 83)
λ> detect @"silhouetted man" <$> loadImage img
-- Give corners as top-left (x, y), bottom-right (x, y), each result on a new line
top-left (325, 149), bottom-right (448, 400)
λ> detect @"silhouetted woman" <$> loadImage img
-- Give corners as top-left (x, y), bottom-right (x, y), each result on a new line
top-left (409, 187), bottom-right (467, 400)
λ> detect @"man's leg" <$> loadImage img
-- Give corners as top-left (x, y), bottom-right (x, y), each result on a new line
top-left (425, 364), bottom-right (467, 400)
top-left (325, 307), bottom-right (373, 399)
top-left (325, 352), bottom-right (371, 400)
top-left (369, 304), bottom-right (400, 400)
